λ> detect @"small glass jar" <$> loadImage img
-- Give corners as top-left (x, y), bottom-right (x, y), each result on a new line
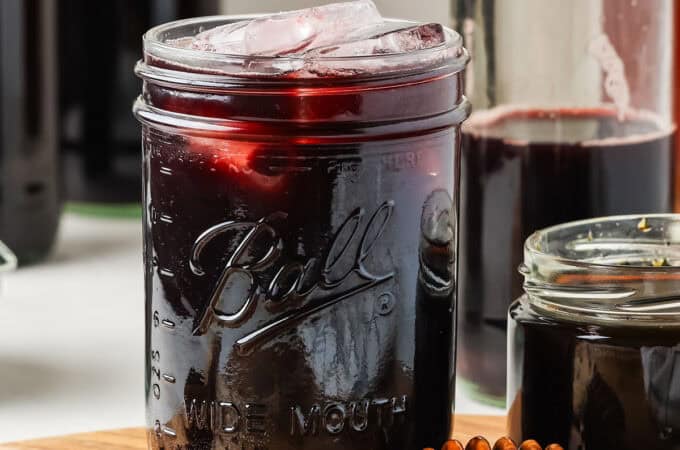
top-left (508, 214), bottom-right (680, 449)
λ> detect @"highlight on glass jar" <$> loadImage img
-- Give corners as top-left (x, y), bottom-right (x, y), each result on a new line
top-left (134, 3), bottom-right (470, 449)
top-left (452, 0), bottom-right (677, 405)
top-left (508, 214), bottom-right (680, 449)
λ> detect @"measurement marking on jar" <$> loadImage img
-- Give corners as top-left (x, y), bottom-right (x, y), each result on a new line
top-left (159, 268), bottom-right (175, 277)
top-left (154, 420), bottom-right (177, 440)
top-left (162, 373), bottom-right (176, 383)
top-left (161, 319), bottom-right (176, 330)
top-left (161, 426), bottom-right (177, 437)
top-left (150, 207), bottom-right (174, 225)
top-left (159, 167), bottom-right (173, 176)
top-left (267, 165), bottom-right (313, 173)
top-left (153, 312), bottom-right (176, 331)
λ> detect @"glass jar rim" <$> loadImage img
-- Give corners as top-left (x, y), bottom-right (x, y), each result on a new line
top-left (521, 214), bottom-right (680, 324)
top-left (140, 15), bottom-right (468, 82)
top-left (525, 214), bottom-right (680, 270)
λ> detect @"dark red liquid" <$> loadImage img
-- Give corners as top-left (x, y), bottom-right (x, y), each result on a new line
top-left (458, 109), bottom-right (676, 402)
top-left (509, 298), bottom-right (680, 450)
top-left (142, 66), bottom-right (463, 449)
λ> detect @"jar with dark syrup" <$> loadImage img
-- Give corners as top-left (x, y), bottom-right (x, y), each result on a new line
top-left (509, 214), bottom-right (680, 450)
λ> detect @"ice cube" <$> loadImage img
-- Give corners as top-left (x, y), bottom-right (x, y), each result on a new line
top-left (306, 22), bottom-right (445, 57)
top-left (172, 0), bottom-right (383, 56)
top-left (164, 0), bottom-right (452, 78)
top-left (244, 0), bottom-right (383, 56)
top-left (190, 20), bottom-right (249, 53)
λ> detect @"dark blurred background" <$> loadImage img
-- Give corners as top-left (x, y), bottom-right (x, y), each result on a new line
top-left (59, 0), bottom-right (218, 209)
top-left (1, 0), bottom-right (220, 265)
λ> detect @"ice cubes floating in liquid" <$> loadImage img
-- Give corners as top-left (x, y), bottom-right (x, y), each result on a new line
top-left (189, 21), bottom-right (249, 54)
top-left (243, 0), bottom-right (383, 56)
top-left (308, 22), bottom-right (445, 58)
top-left (174, 0), bottom-right (446, 58)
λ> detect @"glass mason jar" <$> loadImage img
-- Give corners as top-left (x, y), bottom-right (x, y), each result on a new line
top-left (452, 0), bottom-right (677, 404)
top-left (509, 214), bottom-right (680, 449)
top-left (134, 16), bottom-right (470, 450)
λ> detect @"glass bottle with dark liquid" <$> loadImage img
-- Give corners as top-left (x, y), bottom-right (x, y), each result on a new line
top-left (135, 11), bottom-right (469, 450)
top-left (453, 0), bottom-right (677, 403)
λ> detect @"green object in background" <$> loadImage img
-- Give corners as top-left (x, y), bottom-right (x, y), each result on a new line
top-left (458, 378), bottom-right (506, 409)
top-left (65, 202), bottom-right (142, 219)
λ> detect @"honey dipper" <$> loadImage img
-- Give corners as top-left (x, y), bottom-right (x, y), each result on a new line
top-left (424, 438), bottom-right (564, 450)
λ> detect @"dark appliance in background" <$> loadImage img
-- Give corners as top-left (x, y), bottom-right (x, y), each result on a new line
top-left (58, 0), bottom-right (219, 216)
top-left (0, 0), bottom-right (61, 264)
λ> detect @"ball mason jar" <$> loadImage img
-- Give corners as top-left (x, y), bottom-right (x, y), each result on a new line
top-left (509, 214), bottom-right (680, 449)
top-left (134, 16), bottom-right (470, 450)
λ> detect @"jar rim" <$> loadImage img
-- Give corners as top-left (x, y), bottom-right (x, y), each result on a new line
top-left (140, 15), bottom-right (468, 82)
top-left (521, 214), bottom-right (680, 324)
top-left (525, 213), bottom-right (680, 271)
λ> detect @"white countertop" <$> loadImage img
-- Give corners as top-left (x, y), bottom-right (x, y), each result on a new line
top-left (0, 213), bottom-right (502, 443)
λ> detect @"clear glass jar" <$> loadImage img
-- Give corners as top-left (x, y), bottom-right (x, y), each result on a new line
top-left (134, 16), bottom-right (470, 450)
top-left (509, 214), bottom-right (680, 449)
top-left (452, 0), bottom-right (677, 404)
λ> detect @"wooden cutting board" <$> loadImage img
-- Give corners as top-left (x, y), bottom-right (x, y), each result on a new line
top-left (0, 415), bottom-right (505, 449)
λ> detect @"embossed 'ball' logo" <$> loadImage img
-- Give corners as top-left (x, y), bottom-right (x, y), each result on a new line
top-left (189, 201), bottom-right (397, 355)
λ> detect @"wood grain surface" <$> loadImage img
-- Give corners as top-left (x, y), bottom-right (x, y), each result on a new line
top-left (0, 415), bottom-right (506, 449)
